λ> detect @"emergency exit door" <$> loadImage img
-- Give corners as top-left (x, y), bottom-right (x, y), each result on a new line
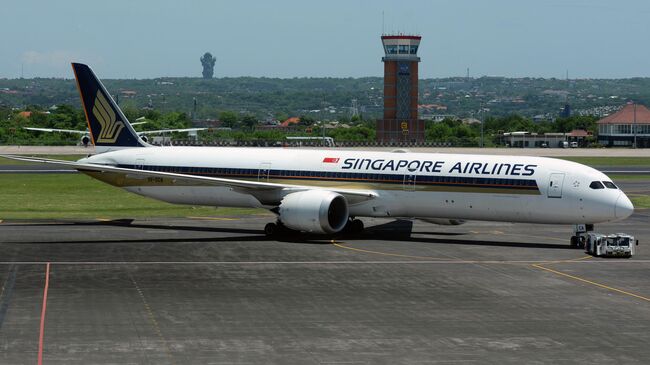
top-left (548, 173), bottom-right (565, 198)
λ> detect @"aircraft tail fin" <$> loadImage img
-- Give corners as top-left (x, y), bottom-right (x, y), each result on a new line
top-left (71, 63), bottom-right (150, 151)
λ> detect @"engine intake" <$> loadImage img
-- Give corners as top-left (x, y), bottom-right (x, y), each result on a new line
top-left (80, 135), bottom-right (91, 147)
top-left (279, 190), bottom-right (349, 234)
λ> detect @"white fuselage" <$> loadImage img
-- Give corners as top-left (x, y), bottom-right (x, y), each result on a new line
top-left (81, 147), bottom-right (634, 225)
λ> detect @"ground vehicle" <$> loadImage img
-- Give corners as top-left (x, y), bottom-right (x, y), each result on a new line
top-left (570, 141), bottom-right (579, 148)
top-left (560, 141), bottom-right (569, 148)
top-left (585, 233), bottom-right (638, 257)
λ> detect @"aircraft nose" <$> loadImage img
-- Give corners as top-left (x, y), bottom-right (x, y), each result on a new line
top-left (615, 193), bottom-right (634, 219)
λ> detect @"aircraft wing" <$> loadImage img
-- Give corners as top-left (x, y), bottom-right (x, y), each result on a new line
top-left (0, 155), bottom-right (377, 204)
top-left (137, 128), bottom-right (208, 135)
top-left (24, 127), bottom-right (88, 134)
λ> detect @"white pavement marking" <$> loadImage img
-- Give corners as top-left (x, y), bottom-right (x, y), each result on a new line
top-left (0, 169), bottom-right (77, 173)
top-left (0, 260), bottom-right (649, 265)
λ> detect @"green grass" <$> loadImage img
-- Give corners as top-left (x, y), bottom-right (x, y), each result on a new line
top-left (629, 195), bottom-right (650, 209)
top-left (609, 174), bottom-right (650, 181)
top-left (559, 157), bottom-right (650, 167)
top-left (0, 155), bottom-right (86, 165)
top-left (0, 174), bottom-right (266, 220)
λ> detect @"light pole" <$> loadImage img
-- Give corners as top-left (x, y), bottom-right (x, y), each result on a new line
top-left (478, 105), bottom-right (485, 148)
top-left (633, 102), bottom-right (637, 149)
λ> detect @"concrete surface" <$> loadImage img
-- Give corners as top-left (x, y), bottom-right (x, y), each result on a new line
top-left (0, 212), bottom-right (649, 364)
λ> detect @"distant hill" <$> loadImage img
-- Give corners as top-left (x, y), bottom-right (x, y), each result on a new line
top-left (3, 76), bottom-right (650, 120)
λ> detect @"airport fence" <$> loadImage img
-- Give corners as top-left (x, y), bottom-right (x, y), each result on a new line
top-left (169, 140), bottom-right (457, 148)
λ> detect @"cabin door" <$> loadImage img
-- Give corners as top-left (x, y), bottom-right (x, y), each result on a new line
top-left (403, 173), bottom-right (417, 191)
top-left (258, 163), bottom-right (271, 182)
top-left (548, 173), bottom-right (565, 198)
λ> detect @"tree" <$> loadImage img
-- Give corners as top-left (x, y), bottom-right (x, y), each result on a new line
top-left (426, 122), bottom-right (452, 140)
top-left (241, 114), bottom-right (258, 131)
top-left (219, 110), bottom-right (239, 128)
top-left (298, 115), bottom-right (315, 126)
top-left (200, 52), bottom-right (216, 79)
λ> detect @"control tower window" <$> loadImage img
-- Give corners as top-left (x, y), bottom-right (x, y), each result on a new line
top-left (398, 45), bottom-right (409, 54)
top-left (385, 45), bottom-right (397, 54)
top-left (409, 45), bottom-right (418, 54)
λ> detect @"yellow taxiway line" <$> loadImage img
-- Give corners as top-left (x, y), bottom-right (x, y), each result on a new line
top-left (532, 262), bottom-right (650, 303)
top-left (331, 240), bottom-right (452, 260)
top-left (332, 239), bottom-right (650, 303)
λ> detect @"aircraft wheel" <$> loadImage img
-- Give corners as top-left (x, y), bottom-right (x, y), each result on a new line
top-left (350, 219), bottom-right (364, 233)
top-left (570, 236), bottom-right (578, 248)
top-left (264, 223), bottom-right (278, 236)
top-left (343, 218), bottom-right (364, 234)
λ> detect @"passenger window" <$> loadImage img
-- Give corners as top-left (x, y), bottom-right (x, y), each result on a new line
top-left (589, 181), bottom-right (604, 189)
top-left (603, 181), bottom-right (618, 189)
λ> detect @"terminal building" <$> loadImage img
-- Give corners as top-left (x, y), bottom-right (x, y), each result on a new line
top-left (597, 103), bottom-right (650, 148)
top-left (376, 35), bottom-right (425, 143)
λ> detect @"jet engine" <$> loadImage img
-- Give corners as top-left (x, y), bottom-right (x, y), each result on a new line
top-left (278, 190), bottom-right (349, 234)
top-left (139, 134), bottom-right (149, 143)
top-left (420, 218), bottom-right (466, 226)
top-left (80, 135), bottom-right (91, 147)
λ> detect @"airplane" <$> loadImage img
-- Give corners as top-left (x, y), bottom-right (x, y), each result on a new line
top-left (0, 63), bottom-right (635, 245)
top-left (24, 118), bottom-right (206, 146)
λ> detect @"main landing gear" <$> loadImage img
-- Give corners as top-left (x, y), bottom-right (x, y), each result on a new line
top-left (263, 218), bottom-right (365, 237)
top-left (570, 224), bottom-right (593, 249)
top-left (264, 221), bottom-right (287, 236)
top-left (344, 218), bottom-right (364, 234)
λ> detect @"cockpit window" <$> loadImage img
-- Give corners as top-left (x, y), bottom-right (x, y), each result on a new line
top-left (589, 181), bottom-right (604, 189)
top-left (603, 181), bottom-right (618, 189)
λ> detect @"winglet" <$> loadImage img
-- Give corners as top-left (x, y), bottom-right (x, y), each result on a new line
top-left (71, 63), bottom-right (150, 151)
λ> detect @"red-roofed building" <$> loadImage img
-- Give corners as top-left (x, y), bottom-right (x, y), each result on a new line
top-left (18, 111), bottom-right (32, 118)
top-left (280, 117), bottom-right (300, 127)
top-left (597, 103), bottom-right (650, 147)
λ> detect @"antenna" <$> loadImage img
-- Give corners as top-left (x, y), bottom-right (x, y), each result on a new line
top-left (382, 11), bottom-right (385, 34)
top-left (20, 63), bottom-right (24, 79)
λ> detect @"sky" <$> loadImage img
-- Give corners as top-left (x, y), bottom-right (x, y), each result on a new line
top-left (3, 0), bottom-right (650, 79)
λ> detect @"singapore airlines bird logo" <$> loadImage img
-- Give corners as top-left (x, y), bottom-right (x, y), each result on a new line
top-left (92, 91), bottom-right (124, 143)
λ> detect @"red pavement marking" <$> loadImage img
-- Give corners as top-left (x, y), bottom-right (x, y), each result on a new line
top-left (37, 263), bottom-right (50, 365)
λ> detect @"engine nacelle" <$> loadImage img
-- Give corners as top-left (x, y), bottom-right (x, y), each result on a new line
top-left (139, 134), bottom-right (149, 143)
top-left (420, 218), bottom-right (466, 226)
top-left (80, 135), bottom-right (91, 147)
top-left (278, 190), bottom-right (349, 234)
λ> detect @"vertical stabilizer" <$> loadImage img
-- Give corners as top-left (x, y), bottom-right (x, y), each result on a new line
top-left (71, 63), bottom-right (149, 151)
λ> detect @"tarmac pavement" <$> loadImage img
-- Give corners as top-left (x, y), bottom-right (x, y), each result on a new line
top-left (0, 213), bottom-right (648, 364)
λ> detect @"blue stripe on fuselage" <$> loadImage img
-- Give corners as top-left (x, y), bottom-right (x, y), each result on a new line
top-left (117, 164), bottom-right (539, 191)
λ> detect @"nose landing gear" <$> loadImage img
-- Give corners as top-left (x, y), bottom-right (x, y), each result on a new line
top-left (570, 224), bottom-right (593, 249)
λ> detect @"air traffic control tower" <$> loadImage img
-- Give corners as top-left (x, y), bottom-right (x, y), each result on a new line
top-left (377, 35), bottom-right (424, 143)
